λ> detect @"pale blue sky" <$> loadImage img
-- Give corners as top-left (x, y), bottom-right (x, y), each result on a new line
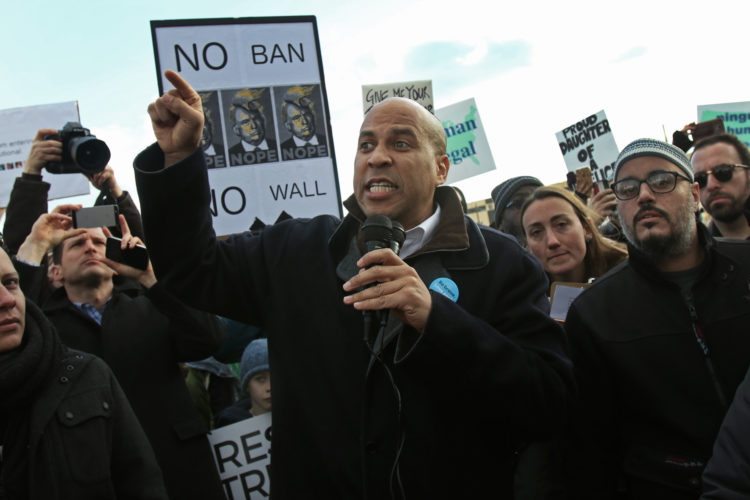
top-left (3, 0), bottom-right (749, 208)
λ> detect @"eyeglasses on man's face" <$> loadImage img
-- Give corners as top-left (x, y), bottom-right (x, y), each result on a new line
top-left (612, 170), bottom-right (693, 201)
top-left (694, 163), bottom-right (749, 189)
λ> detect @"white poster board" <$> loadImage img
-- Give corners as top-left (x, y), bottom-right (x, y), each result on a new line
top-left (697, 101), bottom-right (750, 148)
top-left (555, 110), bottom-right (619, 187)
top-left (0, 101), bottom-right (90, 207)
top-left (151, 17), bottom-right (342, 236)
top-left (436, 98), bottom-right (496, 184)
top-left (209, 412), bottom-right (272, 499)
top-left (549, 282), bottom-right (589, 322)
top-left (361, 80), bottom-right (433, 114)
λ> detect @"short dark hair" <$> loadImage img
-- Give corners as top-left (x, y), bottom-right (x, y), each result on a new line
top-left (693, 133), bottom-right (750, 167)
top-left (51, 241), bottom-right (64, 265)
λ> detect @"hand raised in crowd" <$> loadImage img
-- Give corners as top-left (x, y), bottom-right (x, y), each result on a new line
top-left (342, 249), bottom-right (432, 332)
top-left (148, 69), bottom-right (204, 168)
top-left (86, 165), bottom-right (123, 198)
top-left (575, 172), bottom-right (594, 200)
top-left (588, 188), bottom-right (617, 220)
top-left (102, 214), bottom-right (156, 289)
top-left (16, 204), bottom-right (86, 264)
top-left (24, 128), bottom-right (62, 175)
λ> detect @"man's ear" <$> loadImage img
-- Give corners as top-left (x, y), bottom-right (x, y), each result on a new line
top-left (48, 263), bottom-right (63, 283)
top-left (690, 180), bottom-right (700, 212)
top-left (435, 154), bottom-right (450, 186)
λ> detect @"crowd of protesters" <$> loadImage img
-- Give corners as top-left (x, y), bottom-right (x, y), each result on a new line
top-left (1, 70), bottom-right (750, 500)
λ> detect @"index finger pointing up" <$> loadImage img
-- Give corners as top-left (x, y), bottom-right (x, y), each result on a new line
top-left (164, 70), bottom-right (201, 106)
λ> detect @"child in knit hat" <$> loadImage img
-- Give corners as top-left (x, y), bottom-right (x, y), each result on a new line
top-left (214, 339), bottom-right (271, 427)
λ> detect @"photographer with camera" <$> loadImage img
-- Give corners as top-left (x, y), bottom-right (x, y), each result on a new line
top-left (2, 128), bottom-right (144, 257)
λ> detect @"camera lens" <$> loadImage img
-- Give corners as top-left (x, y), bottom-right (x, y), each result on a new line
top-left (70, 137), bottom-right (111, 174)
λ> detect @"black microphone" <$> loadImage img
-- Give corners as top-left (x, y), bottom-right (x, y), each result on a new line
top-left (390, 221), bottom-right (405, 256)
top-left (360, 215), bottom-right (393, 344)
top-left (362, 214), bottom-right (393, 253)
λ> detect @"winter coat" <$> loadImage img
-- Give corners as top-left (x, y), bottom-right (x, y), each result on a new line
top-left (0, 300), bottom-right (167, 499)
top-left (564, 227), bottom-right (750, 499)
top-left (134, 144), bottom-right (574, 499)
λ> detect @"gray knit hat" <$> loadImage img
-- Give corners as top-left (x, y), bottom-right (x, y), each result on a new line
top-left (240, 339), bottom-right (269, 390)
top-left (491, 176), bottom-right (543, 227)
top-left (613, 138), bottom-right (694, 183)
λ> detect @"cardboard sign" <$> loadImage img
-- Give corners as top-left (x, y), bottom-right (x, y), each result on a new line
top-left (151, 16), bottom-right (342, 236)
top-left (209, 412), bottom-right (272, 499)
top-left (361, 80), bottom-right (433, 114)
top-left (556, 110), bottom-right (619, 187)
top-left (0, 101), bottom-right (90, 207)
top-left (436, 98), bottom-right (496, 184)
top-left (698, 101), bottom-right (750, 148)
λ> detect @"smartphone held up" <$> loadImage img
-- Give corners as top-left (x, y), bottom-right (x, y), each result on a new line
top-left (105, 237), bottom-right (149, 270)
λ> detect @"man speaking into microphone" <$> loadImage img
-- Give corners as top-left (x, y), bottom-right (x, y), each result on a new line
top-left (134, 70), bottom-right (572, 499)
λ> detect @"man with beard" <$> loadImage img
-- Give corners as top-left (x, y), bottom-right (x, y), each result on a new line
top-left (562, 138), bottom-right (750, 499)
top-left (691, 134), bottom-right (750, 239)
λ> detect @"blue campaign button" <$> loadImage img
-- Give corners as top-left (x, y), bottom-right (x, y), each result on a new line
top-left (429, 278), bottom-right (459, 302)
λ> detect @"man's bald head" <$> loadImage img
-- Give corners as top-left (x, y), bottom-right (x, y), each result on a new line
top-left (366, 98), bottom-right (446, 156)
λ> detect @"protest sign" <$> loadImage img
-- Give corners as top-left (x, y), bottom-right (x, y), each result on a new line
top-left (151, 16), bottom-right (342, 236)
top-left (0, 101), bottom-right (90, 207)
top-left (209, 412), bottom-right (272, 500)
top-left (698, 101), bottom-right (750, 148)
top-left (549, 282), bottom-right (589, 322)
top-left (556, 110), bottom-right (619, 188)
top-left (361, 80), bottom-right (433, 114)
top-left (436, 98), bottom-right (496, 184)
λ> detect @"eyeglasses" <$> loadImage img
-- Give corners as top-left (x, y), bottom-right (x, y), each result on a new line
top-left (611, 171), bottom-right (692, 200)
top-left (694, 163), bottom-right (749, 189)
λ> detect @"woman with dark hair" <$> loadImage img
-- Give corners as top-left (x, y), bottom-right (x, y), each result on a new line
top-left (0, 246), bottom-right (167, 499)
top-left (521, 186), bottom-right (627, 284)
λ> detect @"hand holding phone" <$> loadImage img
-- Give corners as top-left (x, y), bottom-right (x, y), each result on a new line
top-left (105, 236), bottom-right (149, 270)
top-left (72, 204), bottom-right (119, 229)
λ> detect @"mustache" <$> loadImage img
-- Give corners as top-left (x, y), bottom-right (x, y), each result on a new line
top-left (633, 204), bottom-right (670, 224)
top-left (707, 191), bottom-right (736, 204)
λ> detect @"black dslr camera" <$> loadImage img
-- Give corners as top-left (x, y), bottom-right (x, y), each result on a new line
top-left (44, 122), bottom-right (111, 174)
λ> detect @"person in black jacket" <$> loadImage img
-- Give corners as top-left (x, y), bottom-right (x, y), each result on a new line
top-left (691, 134), bottom-right (750, 240)
top-left (132, 70), bottom-right (573, 499)
top-left (13, 213), bottom-right (226, 500)
top-left (564, 138), bottom-right (750, 499)
top-left (701, 364), bottom-right (750, 499)
top-left (701, 364), bottom-right (750, 500)
top-left (0, 246), bottom-right (168, 499)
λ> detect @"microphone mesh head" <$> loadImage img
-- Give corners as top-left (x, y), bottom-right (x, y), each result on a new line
top-left (362, 215), bottom-right (392, 249)
top-left (390, 221), bottom-right (405, 247)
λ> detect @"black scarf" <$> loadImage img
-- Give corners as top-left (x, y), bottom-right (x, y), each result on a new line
top-left (0, 301), bottom-right (63, 498)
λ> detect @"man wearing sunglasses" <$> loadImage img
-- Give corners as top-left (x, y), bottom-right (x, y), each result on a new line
top-left (563, 138), bottom-right (750, 499)
top-left (691, 134), bottom-right (750, 239)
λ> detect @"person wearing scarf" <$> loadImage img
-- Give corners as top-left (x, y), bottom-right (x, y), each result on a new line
top-left (0, 247), bottom-right (166, 499)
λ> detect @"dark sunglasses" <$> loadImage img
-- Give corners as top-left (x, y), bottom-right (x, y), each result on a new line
top-left (694, 163), bottom-right (749, 189)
